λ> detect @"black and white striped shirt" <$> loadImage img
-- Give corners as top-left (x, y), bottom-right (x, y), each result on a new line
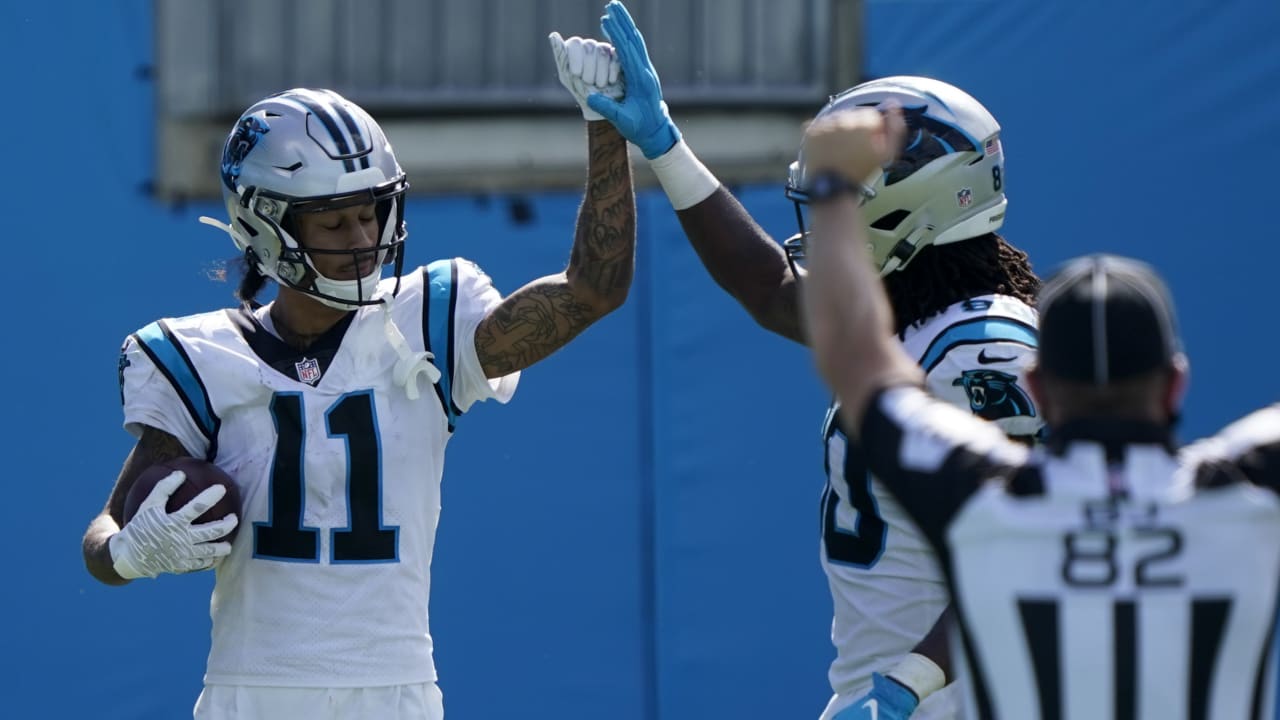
top-left (860, 387), bottom-right (1280, 720)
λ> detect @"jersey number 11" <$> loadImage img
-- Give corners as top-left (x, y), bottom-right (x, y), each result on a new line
top-left (254, 391), bottom-right (399, 563)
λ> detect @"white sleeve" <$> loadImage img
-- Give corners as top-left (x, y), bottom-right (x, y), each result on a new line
top-left (118, 334), bottom-right (210, 458)
top-left (925, 341), bottom-right (1043, 438)
top-left (450, 259), bottom-right (519, 412)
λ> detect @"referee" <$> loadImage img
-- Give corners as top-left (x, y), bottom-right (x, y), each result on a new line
top-left (798, 106), bottom-right (1280, 720)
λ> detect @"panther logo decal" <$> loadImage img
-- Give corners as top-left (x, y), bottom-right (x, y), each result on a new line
top-left (220, 115), bottom-right (270, 191)
top-left (882, 105), bottom-right (978, 185)
top-left (952, 369), bottom-right (1036, 421)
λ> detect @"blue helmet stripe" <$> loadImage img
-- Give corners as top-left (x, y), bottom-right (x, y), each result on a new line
top-left (285, 91), bottom-right (357, 173)
top-left (318, 89), bottom-right (371, 170)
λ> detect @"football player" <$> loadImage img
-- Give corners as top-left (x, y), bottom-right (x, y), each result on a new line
top-left (567, 3), bottom-right (1042, 719)
top-left (801, 104), bottom-right (1280, 720)
top-left (81, 46), bottom-right (631, 720)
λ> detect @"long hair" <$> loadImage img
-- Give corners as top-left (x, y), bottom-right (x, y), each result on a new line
top-left (235, 254), bottom-right (270, 307)
top-left (883, 233), bottom-right (1039, 335)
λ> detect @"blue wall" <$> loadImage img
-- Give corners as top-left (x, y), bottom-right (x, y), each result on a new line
top-left (5, 0), bottom-right (1279, 718)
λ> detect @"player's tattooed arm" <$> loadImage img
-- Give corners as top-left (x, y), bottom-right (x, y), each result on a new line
top-left (474, 121), bottom-right (635, 377)
top-left (82, 426), bottom-right (191, 585)
top-left (674, 187), bottom-right (805, 345)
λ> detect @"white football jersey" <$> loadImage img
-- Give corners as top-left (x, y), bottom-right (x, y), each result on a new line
top-left (118, 259), bottom-right (518, 687)
top-left (820, 294), bottom-right (1041, 718)
top-left (860, 388), bottom-right (1280, 720)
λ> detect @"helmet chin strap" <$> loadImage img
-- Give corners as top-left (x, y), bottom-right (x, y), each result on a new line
top-left (379, 302), bottom-right (440, 400)
top-left (878, 225), bottom-right (931, 276)
top-left (204, 213), bottom-right (431, 399)
top-left (199, 216), bottom-right (254, 253)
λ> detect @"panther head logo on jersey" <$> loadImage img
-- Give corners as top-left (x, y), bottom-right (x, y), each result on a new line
top-left (220, 115), bottom-right (270, 192)
top-left (952, 369), bottom-right (1036, 420)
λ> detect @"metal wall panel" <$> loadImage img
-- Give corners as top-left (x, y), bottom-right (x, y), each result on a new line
top-left (157, 0), bottom-right (833, 117)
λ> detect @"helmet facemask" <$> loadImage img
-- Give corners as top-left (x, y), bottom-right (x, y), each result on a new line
top-left (245, 179), bottom-right (408, 310)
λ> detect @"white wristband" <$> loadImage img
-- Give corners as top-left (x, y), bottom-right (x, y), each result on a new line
top-left (648, 139), bottom-right (720, 210)
top-left (885, 653), bottom-right (946, 701)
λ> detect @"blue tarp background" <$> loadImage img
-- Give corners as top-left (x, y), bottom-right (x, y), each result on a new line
top-left (3, 0), bottom-right (1278, 717)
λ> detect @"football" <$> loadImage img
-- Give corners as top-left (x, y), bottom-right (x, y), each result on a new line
top-left (122, 457), bottom-right (241, 544)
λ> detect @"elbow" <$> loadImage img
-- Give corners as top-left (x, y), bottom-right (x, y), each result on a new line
top-left (746, 301), bottom-right (784, 335)
top-left (602, 276), bottom-right (633, 312)
top-left (587, 283), bottom-right (630, 319)
top-left (566, 267), bottom-right (633, 320)
top-left (746, 295), bottom-right (803, 343)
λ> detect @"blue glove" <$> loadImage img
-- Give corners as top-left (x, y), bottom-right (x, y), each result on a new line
top-left (833, 673), bottom-right (920, 720)
top-left (586, 1), bottom-right (681, 159)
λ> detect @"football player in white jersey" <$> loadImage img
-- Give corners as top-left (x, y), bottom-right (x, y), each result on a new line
top-left (563, 3), bottom-right (1041, 718)
top-left (800, 105), bottom-right (1280, 720)
top-left (81, 48), bottom-right (632, 720)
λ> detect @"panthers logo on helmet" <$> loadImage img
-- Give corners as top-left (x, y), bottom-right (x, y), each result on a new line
top-left (220, 115), bottom-right (271, 191)
top-left (883, 105), bottom-right (978, 186)
top-left (952, 369), bottom-right (1036, 421)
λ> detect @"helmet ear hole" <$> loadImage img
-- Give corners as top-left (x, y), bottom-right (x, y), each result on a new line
top-left (871, 210), bottom-right (911, 231)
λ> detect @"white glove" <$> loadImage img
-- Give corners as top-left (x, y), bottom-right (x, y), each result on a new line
top-left (549, 32), bottom-right (624, 121)
top-left (109, 471), bottom-right (239, 579)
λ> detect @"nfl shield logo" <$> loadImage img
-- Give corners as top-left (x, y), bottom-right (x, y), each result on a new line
top-left (957, 187), bottom-right (973, 208)
top-left (295, 357), bottom-right (322, 385)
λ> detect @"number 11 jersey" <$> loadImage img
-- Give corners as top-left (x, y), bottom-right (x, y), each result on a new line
top-left (117, 259), bottom-right (519, 688)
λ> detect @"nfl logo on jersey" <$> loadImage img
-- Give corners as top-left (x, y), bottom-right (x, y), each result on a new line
top-left (295, 357), bottom-right (321, 385)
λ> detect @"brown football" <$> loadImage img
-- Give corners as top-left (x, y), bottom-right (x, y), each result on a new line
top-left (122, 457), bottom-right (240, 544)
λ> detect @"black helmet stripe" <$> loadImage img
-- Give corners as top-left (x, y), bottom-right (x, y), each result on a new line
top-left (283, 90), bottom-right (357, 173)
top-left (318, 89), bottom-right (371, 169)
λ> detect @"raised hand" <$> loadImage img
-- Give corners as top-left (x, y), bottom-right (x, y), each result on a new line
top-left (585, 1), bottom-right (681, 159)
top-left (549, 31), bottom-right (623, 121)
top-left (802, 105), bottom-right (907, 188)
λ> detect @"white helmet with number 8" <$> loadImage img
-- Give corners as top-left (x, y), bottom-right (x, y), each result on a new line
top-left (786, 76), bottom-right (1007, 276)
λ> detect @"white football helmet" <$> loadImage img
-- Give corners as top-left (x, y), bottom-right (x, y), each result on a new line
top-left (785, 76), bottom-right (1007, 276)
top-left (201, 88), bottom-right (409, 308)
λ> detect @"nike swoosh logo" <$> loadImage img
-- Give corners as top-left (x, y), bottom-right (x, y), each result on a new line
top-left (978, 348), bottom-right (1016, 364)
top-left (861, 698), bottom-right (879, 720)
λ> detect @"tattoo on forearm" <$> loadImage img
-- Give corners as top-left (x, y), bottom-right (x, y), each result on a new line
top-left (575, 122), bottom-right (635, 294)
top-left (474, 123), bottom-right (635, 376)
top-left (474, 283), bottom-right (598, 376)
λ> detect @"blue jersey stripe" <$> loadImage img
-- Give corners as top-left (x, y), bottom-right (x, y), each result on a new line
top-left (424, 259), bottom-right (462, 431)
top-left (133, 321), bottom-right (217, 441)
top-left (918, 317), bottom-right (1039, 373)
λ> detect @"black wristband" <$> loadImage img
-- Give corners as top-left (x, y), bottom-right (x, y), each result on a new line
top-left (804, 171), bottom-right (867, 203)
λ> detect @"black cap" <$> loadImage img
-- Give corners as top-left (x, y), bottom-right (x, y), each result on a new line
top-left (1037, 254), bottom-right (1181, 385)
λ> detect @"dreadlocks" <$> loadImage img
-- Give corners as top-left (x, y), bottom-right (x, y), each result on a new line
top-left (882, 233), bottom-right (1039, 336)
